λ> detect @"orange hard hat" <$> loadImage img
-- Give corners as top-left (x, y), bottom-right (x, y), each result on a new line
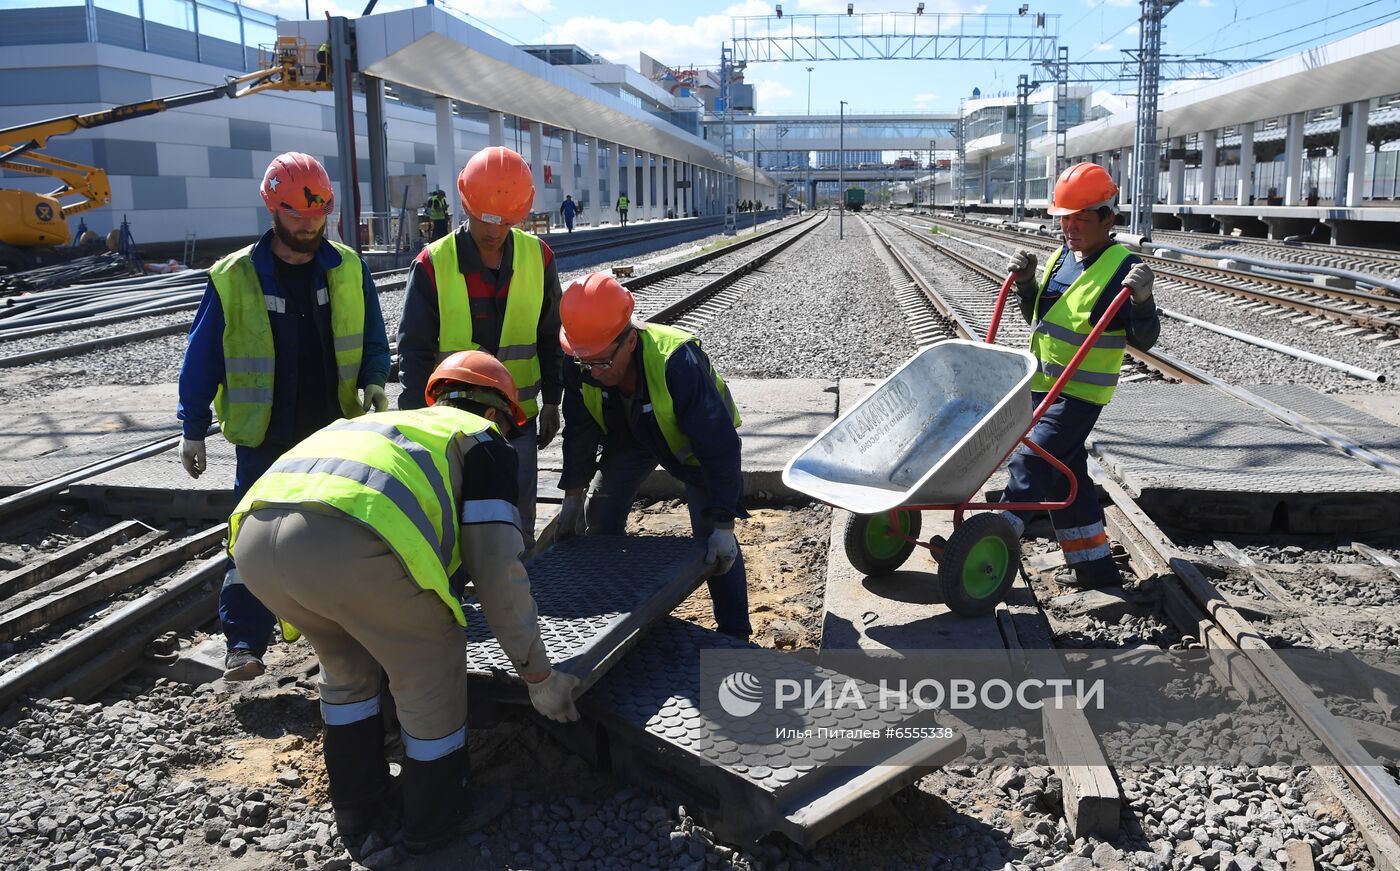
top-left (261, 152), bottom-right (335, 217)
top-left (458, 146), bottom-right (535, 226)
top-left (559, 273), bottom-right (635, 359)
top-left (1047, 162), bottom-right (1118, 216)
top-left (425, 350), bottom-right (527, 427)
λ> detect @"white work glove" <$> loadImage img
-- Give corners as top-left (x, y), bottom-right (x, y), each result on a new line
top-left (1124, 262), bottom-right (1154, 304)
top-left (536, 403), bottom-right (561, 449)
top-left (705, 524), bottom-right (739, 574)
top-left (526, 669), bottom-right (580, 723)
top-left (1007, 249), bottom-right (1038, 294)
top-left (179, 437), bottom-right (206, 479)
top-left (360, 384), bottom-right (388, 413)
top-left (556, 490), bottom-right (586, 541)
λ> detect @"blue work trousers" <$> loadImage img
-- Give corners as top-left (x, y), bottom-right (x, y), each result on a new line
top-left (220, 441), bottom-right (293, 656)
top-left (584, 443), bottom-right (751, 639)
top-left (1000, 393), bottom-right (1118, 585)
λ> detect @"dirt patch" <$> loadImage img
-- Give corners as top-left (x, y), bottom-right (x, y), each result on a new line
top-left (192, 733), bottom-right (329, 804)
top-left (629, 501), bottom-right (832, 649)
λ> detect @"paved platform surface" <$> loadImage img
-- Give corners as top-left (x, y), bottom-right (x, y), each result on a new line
top-left (1091, 383), bottom-right (1400, 533)
top-left (6, 375), bottom-right (1399, 536)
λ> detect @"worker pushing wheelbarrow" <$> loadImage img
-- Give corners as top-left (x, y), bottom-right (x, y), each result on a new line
top-left (783, 269), bottom-right (1136, 617)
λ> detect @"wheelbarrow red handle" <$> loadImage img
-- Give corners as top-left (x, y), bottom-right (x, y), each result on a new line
top-left (1031, 286), bottom-right (1133, 424)
top-left (984, 272), bottom-right (1017, 345)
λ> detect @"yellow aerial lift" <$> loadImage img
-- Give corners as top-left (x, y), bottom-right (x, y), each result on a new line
top-left (0, 37), bottom-right (329, 271)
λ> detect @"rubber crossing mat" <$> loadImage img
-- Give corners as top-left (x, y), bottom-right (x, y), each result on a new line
top-left (462, 535), bottom-right (710, 694)
top-left (560, 617), bottom-right (966, 847)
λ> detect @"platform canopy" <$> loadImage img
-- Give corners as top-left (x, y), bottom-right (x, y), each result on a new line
top-left (1060, 20), bottom-right (1400, 156)
top-left (336, 5), bottom-right (765, 178)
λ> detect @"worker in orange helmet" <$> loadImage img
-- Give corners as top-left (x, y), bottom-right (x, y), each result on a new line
top-left (555, 273), bottom-right (751, 640)
top-left (397, 146), bottom-right (564, 548)
top-left (228, 350), bottom-right (578, 859)
top-left (177, 151), bottom-right (390, 681)
top-left (1000, 161), bottom-right (1160, 589)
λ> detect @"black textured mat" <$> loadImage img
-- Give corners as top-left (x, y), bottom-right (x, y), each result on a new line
top-left (463, 535), bottom-right (709, 693)
top-left (571, 617), bottom-right (966, 846)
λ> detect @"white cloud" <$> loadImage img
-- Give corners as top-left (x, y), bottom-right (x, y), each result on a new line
top-left (1127, 23), bottom-right (1141, 35)
top-left (1092, 41), bottom-right (1114, 52)
top-left (749, 78), bottom-right (796, 102)
top-left (541, 13), bottom-right (740, 66)
top-left (1198, 0), bottom-right (1214, 6)
top-left (911, 92), bottom-right (940, 104)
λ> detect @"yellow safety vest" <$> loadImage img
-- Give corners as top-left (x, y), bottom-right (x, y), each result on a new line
top-left (581, 323), bottom-right (741, 466)
top-left (210, 241), bottom-right (365, 447)
top-left (1029, 243), bottom-right (1132, 406)
top-left (428, 228), bottom-right (544, 419)
top-left (617, 196), bottom-right (629, 209)
top-left (227, 406), bottom-right (499, 626)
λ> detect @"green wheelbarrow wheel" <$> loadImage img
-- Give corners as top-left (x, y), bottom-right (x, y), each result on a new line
top-left (844, 509), bottom-right (921, 577)
top-left (939, 512), bottom-right (1019, 617)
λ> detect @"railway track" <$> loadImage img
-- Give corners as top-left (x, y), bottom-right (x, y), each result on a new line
top-left (1151, 227), bottom-right (1400, 283)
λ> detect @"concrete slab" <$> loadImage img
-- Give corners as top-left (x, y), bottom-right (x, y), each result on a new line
top-left (1091, 383), bottom-right (1400, 534)
top-left (820, 508), bottom-right (1003, 652)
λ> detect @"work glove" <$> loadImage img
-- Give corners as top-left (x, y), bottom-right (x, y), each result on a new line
top-left (1124, 262), bottom-right (1154, 304)
top-left (705, 524), bottom-right (739, 575)
top-left (556, 490), bottom-right (586, 541)
top-left (526, 669), bottom-right (580, 723)
top-left (360, 384), bottom-right (388, 413)
top-left (1007, 249), bottom-right (1038, 295)
top-left (179, 437), bottom-right (206, 479)
top-left (536, 403), bottom-right (561, 449)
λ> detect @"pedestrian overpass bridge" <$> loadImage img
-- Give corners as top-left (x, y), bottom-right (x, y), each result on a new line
top-left (707, 113), bottom-right (959, 154)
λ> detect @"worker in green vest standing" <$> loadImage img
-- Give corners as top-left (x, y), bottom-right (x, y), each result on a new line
top-left (397, 146), bottom-right (564, 546)
top-left (1001, 162), bottom-right (1160, 588)
top-left (177, 152), bottom-right (390, 681)
top-left (228, 351), bottom-right (578, 859)
top-left (554, 273), bottom-right (751, 639)
top-left (616, 192), bottom-right (629, 226)
top-left (426, 188), bottom-right (449, 241)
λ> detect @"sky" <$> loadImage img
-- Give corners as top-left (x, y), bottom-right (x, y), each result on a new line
top-left (242, 0), bottom-right (1400, 116)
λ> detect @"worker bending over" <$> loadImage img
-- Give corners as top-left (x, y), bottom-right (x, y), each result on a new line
top-left (556, 273), bottom-right (751, 640)
top-left (177, 152), bottom-right (390, 681)
top-left (1002, 162), bottom-right (1160, 588)
top-left (397, 146), bottom-right (564, 545)
top-left (228, 351), bottom-right (579, 857)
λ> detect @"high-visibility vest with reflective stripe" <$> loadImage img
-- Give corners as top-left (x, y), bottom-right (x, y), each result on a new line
top-left (429, 228), bottom-right (544, 419)
top-left (1029, 244), bottom-right (1132, 406)
top-left (210, 242), bottom-right (366, 447)
top-left (581, 324), bottom-right (741, 467)
top-left (427, 193), bottom-right (447, 220)
top-left (227, 407), bottom-right (497, 627)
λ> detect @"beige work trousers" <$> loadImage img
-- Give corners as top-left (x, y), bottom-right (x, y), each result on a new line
top-left (233, 507), bottom-right (467, 742)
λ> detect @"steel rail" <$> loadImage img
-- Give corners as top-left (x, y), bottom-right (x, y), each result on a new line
top-left (1159, 306), bottom-right (1387, 383)
top-left (646, 214), bottom-right (828, 325)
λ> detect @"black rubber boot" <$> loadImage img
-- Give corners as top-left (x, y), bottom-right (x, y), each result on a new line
top-left (401, 745), bottom-right (511, 855)
top-left (322, 715), bottom-right (394, 852)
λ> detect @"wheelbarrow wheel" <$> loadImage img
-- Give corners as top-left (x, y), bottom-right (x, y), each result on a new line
top-left (939, 513), bottom-right (1019, 617)
top-left (844, 510), bottom-right (921, 576)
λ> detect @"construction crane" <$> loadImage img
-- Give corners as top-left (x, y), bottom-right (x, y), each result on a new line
top-left (0, 37), bottom-right (329, 271)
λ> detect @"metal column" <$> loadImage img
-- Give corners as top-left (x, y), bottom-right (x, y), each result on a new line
top-left (1129, 0), bottom-right (1180, 238)
top-left (561, 130), bottom-right (576, 208)
top-left (1167, 137), bottom-right (1185, 205)
top-left (1236, 122), bottom-right (1254, 206)
top-left (1283, 111), bottom-right (1305, 206)
top-left (433, 98), bottom-right (456, 215)
top-left (1345, 100), bottom-right (1370, 208)
top-left (586, 136), bottom-right (600, 227)
top-left (954, 97), bottom-right (967, 216)
top-left (1053, 45), bottom-right (1069, 181)
top-left (328, 15), bottom-right (360, 250)
top-left (364, 74), bottom-right (389, 219)
top-left (1200, 130), bottom-right (1217, 206)
top-left (1013, 74), bottom-right (1031, 223)
top-left (488, 112), bottom-right (504, 147)
top-left (720, 45), bottom-right (737, 235)
top-left (529, 122), bottom-right (544, 220)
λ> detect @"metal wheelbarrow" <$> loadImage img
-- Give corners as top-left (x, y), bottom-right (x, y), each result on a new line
top-left (783, 273), bottom-right (1134, 617)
